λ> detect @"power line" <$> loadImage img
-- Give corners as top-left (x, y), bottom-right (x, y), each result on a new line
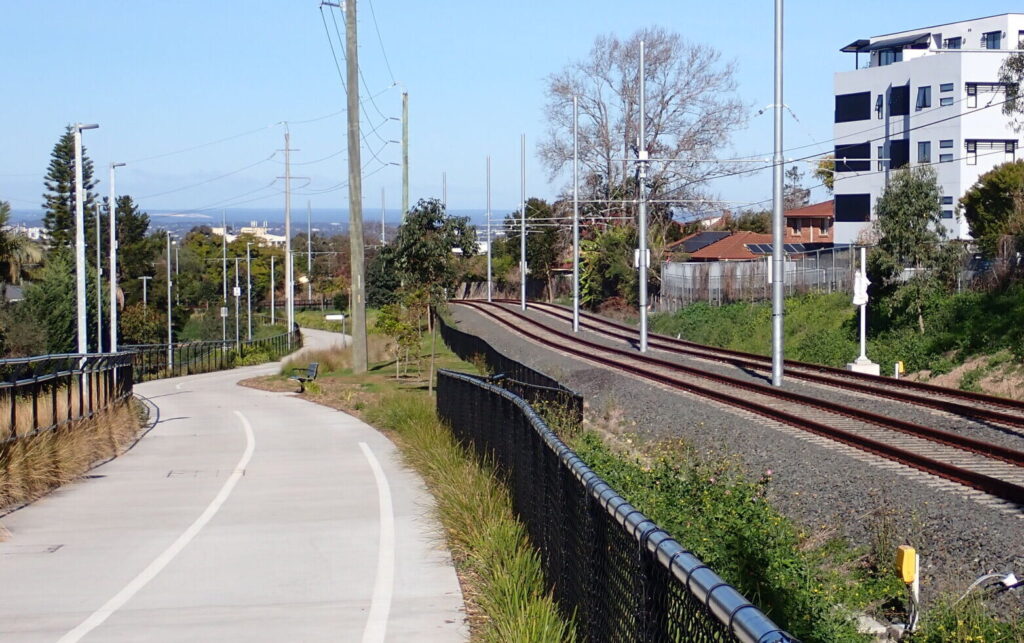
top-left (318, 4), bottom-right (397, 169)
top-left (365, 0), bottom-right (397, 84)
top-left (137, 153), bottom-right (277, 200)
top-left (125, 125), bottom-right (275, 164)
top-left (652, 93), bottom-right (1019, 197)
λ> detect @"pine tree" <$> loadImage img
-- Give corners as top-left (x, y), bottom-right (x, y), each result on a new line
top-left (42, 125), bottom-right (98, 250)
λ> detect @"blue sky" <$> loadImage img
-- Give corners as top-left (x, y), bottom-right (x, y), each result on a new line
top-left (0, 1), bottom-right (1018, 219)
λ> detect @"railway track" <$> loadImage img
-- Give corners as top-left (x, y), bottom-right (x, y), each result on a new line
top-left (498, 299), bottom-right (1024, 431)
top-left (454, 300), bottom-right (1024, 508)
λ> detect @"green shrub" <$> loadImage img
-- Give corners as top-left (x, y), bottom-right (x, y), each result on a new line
top-left (914, 594), bottom-right (1023, 641)
top-left (571, 433), bottom-right (900, 642)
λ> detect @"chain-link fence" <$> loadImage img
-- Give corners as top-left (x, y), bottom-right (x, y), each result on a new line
top-left (659, 245), bottom-right (861, 310)
top-left (437, 369), bottom-right (794, 643)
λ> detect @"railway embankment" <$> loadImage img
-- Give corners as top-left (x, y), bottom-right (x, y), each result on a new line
top-left (449, 301), bottom-right (1024, 638)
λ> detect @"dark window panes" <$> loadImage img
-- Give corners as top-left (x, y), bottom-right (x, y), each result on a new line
top-left (941, 210), bottom-right (954, 219)
top-left (944, 37), bottom-right (962, 49)
top-left (835, 91), bottom-right (872, 123)
top-left (940, 139), bottom-right (954, 148)
top-left (889, 85), bottom-right (910, 116)
top-left (889, 139), bottom-right (910, 169)
top-left (940, 82), bottom-right (954, 92)
top-left (942, 196), bottom-right (954, 205)
top-left (940, 153), bottom-right (954, 163)
top-left (983, 31), bottom-right (1001, 49)
top-left (835, 194), bottom-right (871, 222)
top-left (835, 142), bottom-right (871, 172)
top-left (940, 97), bottom-right (954, 106)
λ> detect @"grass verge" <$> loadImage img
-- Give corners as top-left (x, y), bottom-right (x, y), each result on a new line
top-left (0, 398), bottom-right (142, 514)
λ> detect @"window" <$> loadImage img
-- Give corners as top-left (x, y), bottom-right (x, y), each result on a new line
top-left (918, 141), bottom-right (931, 163)
top-left (982, 31), bottom-right (1001, 49)
top-left (941, 210), bottom-right (954, 219)
top-left (944, 37), bottom-right (962, 49)
top-left (916, 86), bottom-right (932, 110)
top-left (819, 219), bottom-right (830, 235)
top-left (875, 94), bottom-right (884, 119)
top-left (835, 194), bottom-right (871, 222)
top-left (964, 140), bottom-right (1016, 165)
top-left (940, 139), bottom-right (954, 148)
top-left (791, 220), bottom-right (803, 234)
top-left (889, 85), bottom-right (910, 116)
top-left (835, 91), bottom-right (872, 123)
top-left (1019, 30), bottom-right (1024, 47)
top-left (834, 142), bottom-right (871, 172)
top-left (940, 82), bottom-right (954, 92)
top-left (890, 139), bottom-right (910, 169)
top-left (942, 196), bottom-right (954, 205)
top-left (877, 145), bottom-right (886, 171)
top-left (967, 83), bottom-right (978, 108)
top-left (879, 48), bottom-right (903, 66)
top-left (940, 96), bottom-right (954, 106)
top-left (939, 153), bottom-right (954, 163)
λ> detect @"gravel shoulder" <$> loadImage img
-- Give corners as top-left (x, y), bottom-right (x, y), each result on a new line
top-left (449, 303), bottom-right (1024, 611)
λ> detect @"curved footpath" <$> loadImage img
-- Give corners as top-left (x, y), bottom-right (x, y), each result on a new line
top-left (0, 329), bottom-right (467, 642)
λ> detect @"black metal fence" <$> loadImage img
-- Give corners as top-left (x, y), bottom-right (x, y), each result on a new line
top-left (124, 330), bottom-right (301, 382)
top-left (437, 314), bottom-right (583, 420)
top-left (1, 353), bottom-right (134, 446)
top-left (437, 369), bottom-right (794, 643)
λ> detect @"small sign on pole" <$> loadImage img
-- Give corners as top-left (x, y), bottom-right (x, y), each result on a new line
top-left (220, 306), bottom-right (228, 318)
top-left (233, 286), bottom-right (241, 297)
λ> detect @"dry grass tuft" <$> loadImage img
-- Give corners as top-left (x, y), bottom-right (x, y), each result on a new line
top-left (0, 400), bottom-right (142, 513)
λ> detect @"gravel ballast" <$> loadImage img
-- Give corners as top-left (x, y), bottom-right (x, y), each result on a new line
top-left (448, 303), bottom-right (1024, 612)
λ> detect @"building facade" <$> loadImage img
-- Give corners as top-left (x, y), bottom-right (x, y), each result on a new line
top-left (833, 13), bottom-right (1024, 244)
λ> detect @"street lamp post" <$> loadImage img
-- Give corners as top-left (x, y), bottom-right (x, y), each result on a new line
top-left (109, 162), bottom-right (125, 352)
top-left (174, 243), bottom-right (179, 307)
top-left (234, 258), bottom-right (241, 348)
top-left (139, 276), bottom-right (151, 307)
top-left (95, 204), bottom-right (103, 352)
top-left (167, 235), bottom-right (174, 370)
top-left (73, 123), bottom-right (99, 354)
top-left (246, 242), bottom-right (253, 341)
top-left (270, 254), bottom-right (275, 325)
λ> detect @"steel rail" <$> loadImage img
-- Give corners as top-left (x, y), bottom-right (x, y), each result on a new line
top-left (508, 299), bottom-right (1024, 428)
top-left (456, 300), bottom-right (1024, 505)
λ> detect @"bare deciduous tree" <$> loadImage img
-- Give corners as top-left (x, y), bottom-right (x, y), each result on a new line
top-left (539, 27), bottom-right (747, 220)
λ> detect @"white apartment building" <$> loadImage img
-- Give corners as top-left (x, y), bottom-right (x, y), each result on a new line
top-left (833, 13), bottom-right (1024, 244)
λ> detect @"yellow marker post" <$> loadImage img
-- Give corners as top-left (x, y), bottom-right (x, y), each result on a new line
top-left (897, 545), bottom-right (921, 632)
top-left (896, 545), bottom-right (917, 584)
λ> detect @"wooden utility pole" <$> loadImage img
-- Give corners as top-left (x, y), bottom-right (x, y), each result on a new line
top-left (346, 0), bottom-right (368, 373)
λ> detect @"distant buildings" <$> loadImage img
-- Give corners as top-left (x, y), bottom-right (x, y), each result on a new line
top-left (834, 13), bottom-right (1024, 244)
top-left (3, 223), bottom-right (46, 241)
top-left (210, 221), bottom-right (286, 247)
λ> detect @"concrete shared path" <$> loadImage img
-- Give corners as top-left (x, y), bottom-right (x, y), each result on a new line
top-left (0, 329), bottom-right (467, 642)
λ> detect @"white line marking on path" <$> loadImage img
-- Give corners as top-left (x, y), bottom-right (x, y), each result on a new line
top-left (58, 411), bottom-right (257, 643)
top-left (359, 441), bottom-right (395, 643)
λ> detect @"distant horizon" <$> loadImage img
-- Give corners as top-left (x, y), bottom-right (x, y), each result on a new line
top-left (7, 206), bottom-right (509, 231)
